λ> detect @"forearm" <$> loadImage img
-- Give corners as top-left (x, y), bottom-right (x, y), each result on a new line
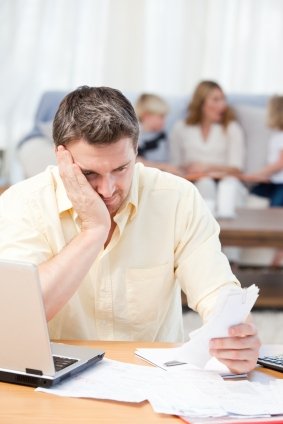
top-left (136, 156), bottom-right (183, 175)
top-left (206, 164), bottom-right (241, 175)
top-left (242, 162), bottom-right (283, 182)
top-left (39, 228), bottom-right (107, 321)
top-left (257, 161), bottom-right (283, 178)
top-left (186, 162), bottom-right (241, 176)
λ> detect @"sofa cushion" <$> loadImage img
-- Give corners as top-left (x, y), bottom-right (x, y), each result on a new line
top-left (38, 121), bottom-right (53, 141)
top-left (233, 105), bottom-right (271, 173)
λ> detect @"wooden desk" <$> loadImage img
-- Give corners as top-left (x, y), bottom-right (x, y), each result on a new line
top-left (218, 208), bottom-right (283, 248)
top-left (0, 341), bottom-right (282, 424)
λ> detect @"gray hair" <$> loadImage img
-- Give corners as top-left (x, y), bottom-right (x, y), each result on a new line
top-left (53, 86), bottom-right (139, 148)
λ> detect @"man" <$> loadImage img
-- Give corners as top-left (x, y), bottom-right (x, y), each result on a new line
top-left (0, 86), bottom-right (260, 373)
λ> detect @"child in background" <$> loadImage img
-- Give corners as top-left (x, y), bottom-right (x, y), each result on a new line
top-left (243, 95), bottom-right (283, 266)
top-left (135, 94), bottom-right (181, 174)
top-left (243, 96), bottom-right (283, 205)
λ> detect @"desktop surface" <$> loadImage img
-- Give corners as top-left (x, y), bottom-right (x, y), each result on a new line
top-left (1, 341), bottom-right (282, 424)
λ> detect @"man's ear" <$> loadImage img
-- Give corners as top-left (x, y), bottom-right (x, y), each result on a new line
top-left (134, 144), bottom-right (138, 158)
top-left (55, 144), bottom-right (65, 152)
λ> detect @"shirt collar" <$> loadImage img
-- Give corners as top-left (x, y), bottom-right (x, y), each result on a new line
top-left (114, 162), bottom-right (140, 222)
top-left (52, 167), bottom-right (73, 215)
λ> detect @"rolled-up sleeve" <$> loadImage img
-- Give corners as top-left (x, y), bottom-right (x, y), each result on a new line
top-left (0, 189), bottom-right (52, 264)
top-left (174, 184), bottom-right (240, 321)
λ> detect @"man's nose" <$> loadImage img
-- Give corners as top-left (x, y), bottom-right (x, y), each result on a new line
top-left (96, 176), bottom-right (115, 198)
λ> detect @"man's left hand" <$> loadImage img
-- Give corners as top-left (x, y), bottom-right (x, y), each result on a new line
top-left (209, 322), bottom-right (261, 374)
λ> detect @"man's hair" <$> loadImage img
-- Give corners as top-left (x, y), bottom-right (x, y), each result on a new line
top-left (135, 93), bottom-right (169, 120)
top-left (186, 80), bottom-right (236, 129)
top-left (268, 95), bottom-right (283, 130)
top-left (53, 86), bottom-right (139, 148)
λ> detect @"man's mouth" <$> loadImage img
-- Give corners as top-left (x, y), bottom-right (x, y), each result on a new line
top-left (102, 194), bottom-right (117, 205)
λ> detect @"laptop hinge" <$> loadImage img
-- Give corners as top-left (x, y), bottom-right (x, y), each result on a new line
top-left (25, 368), bottom-right (43, 375)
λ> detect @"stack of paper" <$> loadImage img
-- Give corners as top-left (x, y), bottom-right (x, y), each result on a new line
top-left (36, 283), bottom-right (283, 421)
top-left (136, 284), bottom-right (259, 374)
top-left (36, 358), bottom-right (283, 420)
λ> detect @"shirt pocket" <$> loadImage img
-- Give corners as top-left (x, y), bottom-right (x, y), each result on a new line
top-left (125, 262), bottom-right (171, 340)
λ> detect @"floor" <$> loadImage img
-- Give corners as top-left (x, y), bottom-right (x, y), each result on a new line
top-left (183, 309), bottom-right (283, 344)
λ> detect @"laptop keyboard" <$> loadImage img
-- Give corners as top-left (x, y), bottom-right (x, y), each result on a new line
top-left (257, 354), bottom-right (283, 373)
top-left (53, 355), bottom-right (78, 372)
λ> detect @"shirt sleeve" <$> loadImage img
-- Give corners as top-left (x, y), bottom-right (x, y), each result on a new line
top-left (0, 187), bottom-right (54, 264)
top-left (169, 121), bottom-right (186, 166)
top-left (226, 121), bottom-right (245, 170)
top-left (173, 183), bottom-right (240, 321)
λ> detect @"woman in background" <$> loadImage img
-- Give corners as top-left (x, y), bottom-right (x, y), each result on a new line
top-left (169, 80), bottom-right (246, 218)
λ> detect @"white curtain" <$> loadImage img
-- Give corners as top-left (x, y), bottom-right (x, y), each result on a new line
top-left (1, 0), bottom-right (283, 175)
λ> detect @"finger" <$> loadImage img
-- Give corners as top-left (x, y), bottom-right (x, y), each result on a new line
top-left (216, 358), bottom-right (252, 374)
top-left (210, 335), bottom-right (259, 351)
top-left (57, 147), bottom-right (75, 178)
top-left (210, 344), bottom-right (259, 374)
top-left (57, 148), bottom-right (90, 194)
top-left (210, 347), bottom-right (255, 361)
top-left (211, 333), bottom-right (261, 352)
top-left (56, 146), bottom-right (74, 170)
top-left (228, 322), bottom-right (257, 337)
top-left (72, 164), bottom-right (92, 190)
top-left (57, 149), bottom-right (84, 194)
top-left (210, 335), bottom-right (261, 374)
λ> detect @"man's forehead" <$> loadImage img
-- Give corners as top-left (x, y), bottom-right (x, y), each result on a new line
top-left (80, 159), bottom-right (132, 173)
top-left (67, 137), bottom-right (136, 172)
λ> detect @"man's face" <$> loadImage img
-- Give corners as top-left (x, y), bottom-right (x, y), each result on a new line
top-left (67, 137), bottom-right (137, 216)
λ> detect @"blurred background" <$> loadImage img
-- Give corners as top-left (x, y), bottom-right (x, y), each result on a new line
top-left (1, 0), bottom-right (283, 342)
top-left (1, 0), bottom-right (283, 180)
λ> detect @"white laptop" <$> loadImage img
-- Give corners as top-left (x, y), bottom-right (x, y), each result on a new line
top-left (0, 259), bottom-right (104, 387)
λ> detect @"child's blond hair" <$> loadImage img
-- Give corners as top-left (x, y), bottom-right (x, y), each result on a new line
top-left (135, 94), bottom-right (169, 120)
top-left (268, 95), bottom-right (283, 130)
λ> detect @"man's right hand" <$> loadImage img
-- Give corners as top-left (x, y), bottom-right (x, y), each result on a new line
top-left (56, 145), bottom-right (111, 236)
top-left (39, 146), bottom-right (112, 321)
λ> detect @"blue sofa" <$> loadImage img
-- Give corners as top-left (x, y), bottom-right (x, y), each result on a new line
top-left (16, 90), bottom-right (272, 179)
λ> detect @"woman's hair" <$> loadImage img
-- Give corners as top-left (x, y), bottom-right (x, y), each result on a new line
top-left (268, 95), bottom-right (283, 130)
top-left (53, 86), bottom-right (139, 149)
top-left (185, 80), bottom-right (236, 128)
top-left (135, 93), bottom-right (169, 120)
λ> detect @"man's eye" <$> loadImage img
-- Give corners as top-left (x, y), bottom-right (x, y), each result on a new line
top-left (115, 166), bottom-right (127, 173)
top-left (83, 172), bottom-right (97, 178)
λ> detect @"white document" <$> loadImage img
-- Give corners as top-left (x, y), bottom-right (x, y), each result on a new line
top-left (36, 356), bottom-right (283, 419)
top-left (136, 284), bottom-right (259, 372)
top-left (37, 358), bottom-right (162, 402)
top-left (178, 379), bottom-right (283, 420)
top-left (149, 375), bottom-right (283, 418)
top-left (148, 368), bottom-right (226, 417)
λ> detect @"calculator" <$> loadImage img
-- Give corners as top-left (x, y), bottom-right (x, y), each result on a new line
top-left (257, 354), bottom-right (283, 373)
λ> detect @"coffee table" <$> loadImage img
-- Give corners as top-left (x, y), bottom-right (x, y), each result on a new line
top-left (218, 208), bottom-right (283, 248)
top-left (218, 208), bottom-right (283, 307)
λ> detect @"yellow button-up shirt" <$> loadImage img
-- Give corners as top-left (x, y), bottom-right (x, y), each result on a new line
top-left (0, 164), bottom-right (239, 341)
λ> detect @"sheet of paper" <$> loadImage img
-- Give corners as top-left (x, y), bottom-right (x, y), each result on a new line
top-left (179, 380), bottom-right (283, 421)
top-left (36, 358), bottom-right (162, 402)
top-left (149, 374), bottom-right (283, 418)
top-left (36, 356), bottom-right (283, 420)
top-left (136, 284), bottom-right (259, 371)
top-left (148, 369), bottom-right (226, 417)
